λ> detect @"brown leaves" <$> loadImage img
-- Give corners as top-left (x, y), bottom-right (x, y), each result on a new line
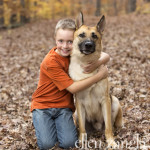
top-left (0, 20), bottom-right (57, 150)
top-left (0, 14), bottom-right (150, 149)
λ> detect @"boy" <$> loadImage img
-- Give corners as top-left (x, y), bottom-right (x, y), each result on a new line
top-left (31, 18), bottom-right (110, 150)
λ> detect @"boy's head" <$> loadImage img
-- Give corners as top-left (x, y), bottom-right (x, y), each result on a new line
top-left (55, 18), bottom-right (76, 36)
top-left (55, 19), bottom-right (76, 57)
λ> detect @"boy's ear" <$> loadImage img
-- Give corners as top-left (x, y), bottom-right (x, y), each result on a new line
top-left (76, 12), bottom-right (84, 30)
top-left (97, 15), bottom-right (106, 35)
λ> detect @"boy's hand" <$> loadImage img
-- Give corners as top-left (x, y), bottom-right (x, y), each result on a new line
top-left (81, 52), bottom-right (110, 74)
top-left (81, 61), bottom-right (99, 73)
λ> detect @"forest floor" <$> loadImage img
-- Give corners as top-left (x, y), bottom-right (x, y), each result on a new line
top-left (0, 13), bottom-right (150, 150)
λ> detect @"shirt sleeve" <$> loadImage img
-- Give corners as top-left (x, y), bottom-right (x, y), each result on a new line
top-left (42, 58), bottom-right (74, 91)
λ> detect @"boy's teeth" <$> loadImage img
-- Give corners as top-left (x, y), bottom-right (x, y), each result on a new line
top-left (63, 50), bottom-right (69, 53)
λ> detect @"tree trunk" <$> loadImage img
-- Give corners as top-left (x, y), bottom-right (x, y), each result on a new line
top-left (126, 0), bottom-right (136, 13)
top-left (70, 0), bottom-right (75, 16)
top-left (113, 0), bottom-right (118, 15)
top-left (51, 0), bottom-right (55, 19)
top-left (95, 0), bottom-right (101, 16)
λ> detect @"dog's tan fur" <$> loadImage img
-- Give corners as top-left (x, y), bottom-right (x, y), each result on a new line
top-left (69, 13), bottom-right (123, 148)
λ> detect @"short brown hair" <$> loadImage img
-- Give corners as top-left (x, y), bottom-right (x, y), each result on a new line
top-left (55, 18), bottom-right (75, 36)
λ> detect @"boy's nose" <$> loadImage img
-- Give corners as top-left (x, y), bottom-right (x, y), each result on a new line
top-left (63, 42), bottom-right (68, 48)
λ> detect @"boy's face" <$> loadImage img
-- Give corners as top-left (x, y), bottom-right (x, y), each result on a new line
top-left (55, 29), bottom-right (74, 57)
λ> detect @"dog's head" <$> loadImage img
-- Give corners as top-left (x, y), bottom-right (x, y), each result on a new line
top-left (72, 12), bottom-right (105, 59)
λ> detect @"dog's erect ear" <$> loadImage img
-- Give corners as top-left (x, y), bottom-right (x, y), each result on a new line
top-left (97, 15), bottom-right (106, 34)
top-left (76, 12), bottom-right (84, 29)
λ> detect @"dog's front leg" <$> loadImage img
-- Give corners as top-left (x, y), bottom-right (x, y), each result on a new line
top-left (75, 97), bottom-right (86, 141)
top-left (102, 96), bottom-right (117, 148)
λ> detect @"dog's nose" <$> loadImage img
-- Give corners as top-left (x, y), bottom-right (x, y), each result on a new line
top-left (85, 41), bottom-right (93, 49)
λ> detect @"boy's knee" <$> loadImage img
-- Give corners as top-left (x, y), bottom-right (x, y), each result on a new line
top-left (38, 138), bottom-right (56, 150)
top-left (60, 136), bottom-right (78, 149)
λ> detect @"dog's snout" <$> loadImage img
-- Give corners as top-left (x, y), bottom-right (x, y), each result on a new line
top-left (79, 40), bottom-right (95, 55)
top-left (85, 41), bottom-right (93, 48)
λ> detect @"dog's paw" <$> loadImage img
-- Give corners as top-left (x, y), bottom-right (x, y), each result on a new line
top-left (79, 132), bottom-right (87, 142)
top-left (107, 139), bottom-right (118, 149)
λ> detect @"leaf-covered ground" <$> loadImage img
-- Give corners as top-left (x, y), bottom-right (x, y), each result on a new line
top-left (0, 14), bottom-right (149, 150)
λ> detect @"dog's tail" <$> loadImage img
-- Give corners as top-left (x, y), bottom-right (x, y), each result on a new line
top-left (114, 106), bottom-right (123, 128)
top-left (111, 95), bottom-right (123, 128)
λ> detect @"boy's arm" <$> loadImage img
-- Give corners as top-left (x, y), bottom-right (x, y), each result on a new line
top-left (66, 65), bottom-right (108, 94)
top-left (82, 52), bottom-right (110, 73)
top-left (98, 52), bottom-right (110, 65)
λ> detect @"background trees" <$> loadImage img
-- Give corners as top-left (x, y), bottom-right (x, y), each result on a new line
top-left (126, 0), bottom-right (137, 13)
top-left (0, 0), bottom-right (150, 28)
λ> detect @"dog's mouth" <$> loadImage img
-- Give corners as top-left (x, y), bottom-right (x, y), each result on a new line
top-left (79, 40), bottom-right (95, 55)
top-left (80, 50), bottom-right (94, 55)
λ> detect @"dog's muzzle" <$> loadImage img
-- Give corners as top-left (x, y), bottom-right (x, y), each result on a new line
top-left (79, 40), bottom-right (95, 55)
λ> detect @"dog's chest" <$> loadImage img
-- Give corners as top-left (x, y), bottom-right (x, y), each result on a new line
top-left (76, 79), bottom-right (107, 121)
top-left (69, 60), bottom-right (108, 121)
top-left (69, 62), bottom-right (97, 81)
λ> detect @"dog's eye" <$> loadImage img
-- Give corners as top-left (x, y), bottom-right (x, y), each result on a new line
top-left (79, 33), bottom-right (85, 38)
top-left (92, 33), bottom-right (98, 39)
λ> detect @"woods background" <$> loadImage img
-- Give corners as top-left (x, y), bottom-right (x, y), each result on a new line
top-left (0, 0), bottom-right (150, 28)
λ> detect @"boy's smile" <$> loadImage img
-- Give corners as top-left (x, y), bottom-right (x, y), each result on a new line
top-left (55, 29), bottom-right (74, 57)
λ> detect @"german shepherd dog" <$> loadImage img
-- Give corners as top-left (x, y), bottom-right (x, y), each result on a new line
top-left (69, 12), bottom-right (123, 148)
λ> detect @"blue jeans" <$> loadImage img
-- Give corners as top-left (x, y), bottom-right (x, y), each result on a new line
top-left (32, 108), bottom-right (78, 150)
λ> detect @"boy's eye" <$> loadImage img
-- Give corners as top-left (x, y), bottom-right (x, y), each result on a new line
top-left (79, 32), bottom-right (85, 38)
top-left (68, 41), bottom-right (73, 44)
top-left (59, 40), bottom-right (63, 43)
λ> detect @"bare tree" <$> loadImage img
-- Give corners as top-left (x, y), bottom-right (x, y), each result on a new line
top-left (70, 0), bottom-right (75, 16)
top-left (126, 0), bottom-right (136, 13)
top-left (113, 0), bottom-right (118, 15)
top-left (95, 0), bottom-right (101, 16)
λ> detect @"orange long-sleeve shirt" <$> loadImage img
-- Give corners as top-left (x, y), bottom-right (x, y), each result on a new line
top-left (31, 47), bottom-right (75, 112)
